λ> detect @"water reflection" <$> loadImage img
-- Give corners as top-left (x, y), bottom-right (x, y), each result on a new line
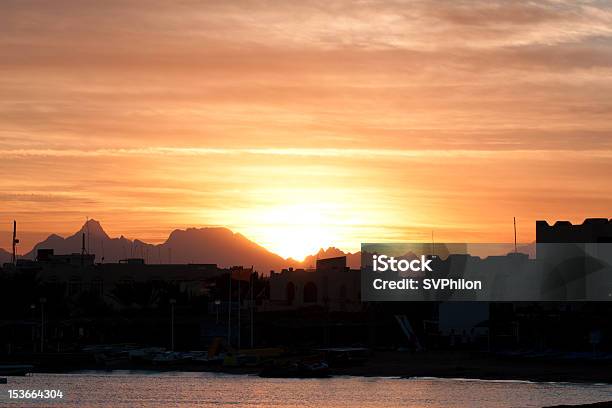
top-left (1, 372), bottom-right (612, 408)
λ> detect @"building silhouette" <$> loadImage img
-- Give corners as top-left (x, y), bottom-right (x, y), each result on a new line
top-left (266, 256), bottom-right (361, 312)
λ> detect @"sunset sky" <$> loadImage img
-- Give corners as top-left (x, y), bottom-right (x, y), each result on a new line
top-left (2, 0), bottom-right (612, 259)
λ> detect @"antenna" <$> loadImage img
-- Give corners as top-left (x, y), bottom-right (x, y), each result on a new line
top-left (513, 217), bottom-right (517, 253)
top-left (12, 220), bottom-right (18, 265)
top-left (431, 230), bottom-right (435, 257)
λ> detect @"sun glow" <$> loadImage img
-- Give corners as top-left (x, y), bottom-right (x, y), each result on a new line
top-left (239, 203), bottom-right (344, 261)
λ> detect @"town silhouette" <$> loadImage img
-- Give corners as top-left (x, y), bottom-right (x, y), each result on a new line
top-left (2, 217), bottom-right (612, 383)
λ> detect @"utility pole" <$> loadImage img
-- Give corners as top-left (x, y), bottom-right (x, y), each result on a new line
top-left (431, 230), bottom-right (434, 257)
top-left (170, 298), bottom-right (176, 351)
top-left (514, 217), bottom-right (518, 253)
top-left (250, 269), bottom-right (254, 349)
top-left (12, 220), bottom-right (18, 266)
top-left (215, 300), bottom-right (220, 324)
top-left (39, 297), bottom-right (46, 353)
top-left (228, 274), bottom-right (232, 347)
top-left (238, 276), bottom-right (241, 350)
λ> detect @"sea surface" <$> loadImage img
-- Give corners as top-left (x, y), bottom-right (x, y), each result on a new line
top-left (1, 371), bottom-right (612, 408)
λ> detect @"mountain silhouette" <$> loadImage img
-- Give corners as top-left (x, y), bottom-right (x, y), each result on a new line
top-left (3, 219), bottom-right (364, 272)
top-left (516, 242), bottom-right (536, 258)
top-left (0, 248), bottom-right (12, 264)
top-left (21, 219), bottom-right (299, 273)
top-left (301, 247), bottom-right (361, 269)
top-left (5, 220), bottom-right (535, 271)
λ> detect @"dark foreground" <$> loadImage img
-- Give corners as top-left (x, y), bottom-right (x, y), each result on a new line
top-left (332, 351), bottom-right (612, 384)
top-left (186, 350), bottom-right (612, 384)
top-left (4, 350), bottom-right (612, 384)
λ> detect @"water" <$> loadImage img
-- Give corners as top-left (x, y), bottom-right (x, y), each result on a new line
top-left (1, 372), bottom-right (612, 408)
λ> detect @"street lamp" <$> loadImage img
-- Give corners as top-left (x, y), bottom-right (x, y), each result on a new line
top-left (39, 297), bottom-right (46, 353)
top-left (30, 304), bottom-right (36, 352)
top-left (169, 298), bottom-right (176, 351)
top-left (214, 300), bottom-right (221, 324)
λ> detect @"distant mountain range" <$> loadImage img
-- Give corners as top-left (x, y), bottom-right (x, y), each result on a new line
top-left (3, 219), bottom-right (534, 272)
top-left (0, 248), bottom-right (12, 264)
top-left (8, 219), bottom-right (359, 273)
top-left (301, 247), bottom-right (361, 269)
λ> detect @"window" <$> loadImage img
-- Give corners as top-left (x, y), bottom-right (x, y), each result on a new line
top-left (91, 277), bottom-right (104, 297)
top-left (303, 282), bottom-right (318, 303)
top-left (286, 282), bottom-right (296, 305)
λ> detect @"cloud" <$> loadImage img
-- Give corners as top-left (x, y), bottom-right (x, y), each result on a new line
top-left (1, 0), bottom-right (612, 253)
top-left (0, 193), bottom-right (95, 204)
top-left (2, 146), bottom-right (612, 160)
top-left (2, 1), bottom-right (612, 55)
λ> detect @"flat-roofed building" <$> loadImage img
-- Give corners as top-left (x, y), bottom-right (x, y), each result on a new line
top-left (266, 256), bottom-right (361, 312)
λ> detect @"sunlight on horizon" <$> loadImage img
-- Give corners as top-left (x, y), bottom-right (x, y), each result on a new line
top-left (221, 201), bottom-right (383, 260)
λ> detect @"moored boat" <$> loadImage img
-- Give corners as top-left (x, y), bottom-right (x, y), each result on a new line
top-left (0, 365), bottom-right (33, 376)
top-left (259, 360), bottom-right (329, 378)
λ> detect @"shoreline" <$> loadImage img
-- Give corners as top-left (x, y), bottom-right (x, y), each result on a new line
top-left (331, 351), bottom-right (612, 384)
top-left (12, 350), bottom-right (612, 385)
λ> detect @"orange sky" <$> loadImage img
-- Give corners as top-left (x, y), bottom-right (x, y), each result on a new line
top-left (1, 0), bottom-right (612, 259)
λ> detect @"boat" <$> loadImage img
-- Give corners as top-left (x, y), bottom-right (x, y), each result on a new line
top-left (151, 351), bottom-right (193, 367)
top-left (129, 347), bottom-right (165, 362)
top-left (259, 361), bottom-right (330, 378)
top-left (0, 365), bottom-right (33, 376)
top-left (90, 349), bottom-right (132, 368)
top-left (316, 347), bottom-right (370, 367)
